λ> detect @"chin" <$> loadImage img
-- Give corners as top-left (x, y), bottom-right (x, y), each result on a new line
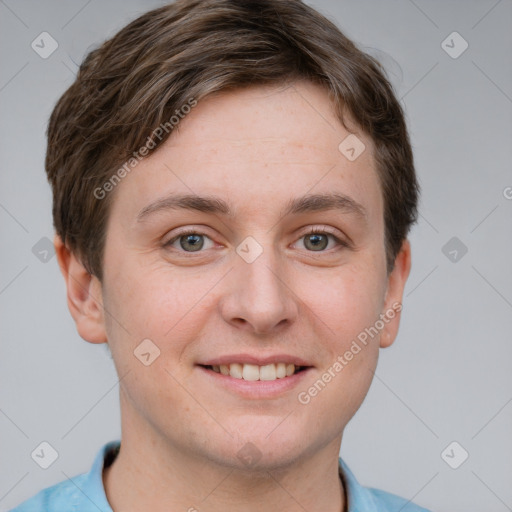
top-left (201, 418), bottom-right (315, 472)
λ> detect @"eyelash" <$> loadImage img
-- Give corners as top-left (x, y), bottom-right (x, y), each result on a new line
top-left (164, 226), bottom-right (349, 254)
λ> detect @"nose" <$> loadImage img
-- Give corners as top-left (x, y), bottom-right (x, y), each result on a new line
top-left (218, 243), bottom-right (299, 335)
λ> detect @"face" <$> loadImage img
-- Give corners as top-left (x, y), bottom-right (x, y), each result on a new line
top-left (85, 81), bottom-right (409, 470)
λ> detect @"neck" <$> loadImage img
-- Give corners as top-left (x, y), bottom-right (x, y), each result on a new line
top-left (103, 400), bottom-right (346, 512)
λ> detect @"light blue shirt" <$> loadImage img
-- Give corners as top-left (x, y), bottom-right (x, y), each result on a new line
top-left (10, 440), bottom-right (431, 511)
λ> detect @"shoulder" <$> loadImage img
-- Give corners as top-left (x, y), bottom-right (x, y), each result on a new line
top-left (8, 474), bottom-right (89, 512)
top-left (365, 487), bottom-right (432, 512)
top-left (338, 457), bottom-right (432, 512)
top-left (9, 441), bottom-right (119, 512)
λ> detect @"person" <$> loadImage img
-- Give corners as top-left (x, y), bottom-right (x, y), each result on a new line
top-left (10, 0), bottom-right (431, 510)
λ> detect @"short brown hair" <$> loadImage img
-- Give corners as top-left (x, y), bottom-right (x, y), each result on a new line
top-left (46, 0), bottom-right (419, 280)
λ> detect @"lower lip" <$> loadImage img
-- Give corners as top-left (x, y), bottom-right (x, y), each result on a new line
top-left (197, 366), bottom-right (313, 399)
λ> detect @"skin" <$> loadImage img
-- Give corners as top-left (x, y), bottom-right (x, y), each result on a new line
top-left (55, 80), bottom-right (411, 512)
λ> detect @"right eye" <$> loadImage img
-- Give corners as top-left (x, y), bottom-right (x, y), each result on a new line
top-left (164, 230), bottom-right (216, 253)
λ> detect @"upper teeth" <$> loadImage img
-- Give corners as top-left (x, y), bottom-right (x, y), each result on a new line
top-left (210, 363), bottom-right (298, 381)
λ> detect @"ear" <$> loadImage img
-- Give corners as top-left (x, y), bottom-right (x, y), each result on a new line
top-left (379, 239), bottom-right (412, 349)
top-left (54, 234), bottom-right (107, 344)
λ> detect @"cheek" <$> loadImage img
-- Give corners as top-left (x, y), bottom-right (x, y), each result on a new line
top-left (102, 261), bottom-right (217, 364)
top-left (102, 268), bottom-right (208, 415)
top-left (295, 270), bottom-right (383, 431)
top-left (303, 265), bottom-right (386, 349)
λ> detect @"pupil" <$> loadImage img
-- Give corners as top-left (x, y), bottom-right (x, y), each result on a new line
top-left (181, 234), bottom-right (203, 251)
top-left (306, 234), bottom-right (327, 251)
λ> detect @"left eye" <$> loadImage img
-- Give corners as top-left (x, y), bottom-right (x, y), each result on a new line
top-left (294, 230), bottom-right (345, 252)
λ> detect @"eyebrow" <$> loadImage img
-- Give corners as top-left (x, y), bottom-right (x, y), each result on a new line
top-left (136, 192), bottom-right (367, 222)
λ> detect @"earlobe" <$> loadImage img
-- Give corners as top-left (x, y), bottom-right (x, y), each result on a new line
top-left (54, 234), bottom-right (108, 344)
top-left (379, 239), bottom-right (412, 349)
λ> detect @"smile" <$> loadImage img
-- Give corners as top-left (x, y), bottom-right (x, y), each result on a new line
top-left (203, 362), bottom-right (307, 381)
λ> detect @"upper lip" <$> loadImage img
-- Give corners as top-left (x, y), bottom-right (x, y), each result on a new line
top-left (199, 353), bottom-right (313, 367)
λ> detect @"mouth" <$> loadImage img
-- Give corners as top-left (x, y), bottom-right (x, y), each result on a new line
top-left (196, 359), bottom-right (313, 399)
top-left (200, 362), bottom-right (309, 381)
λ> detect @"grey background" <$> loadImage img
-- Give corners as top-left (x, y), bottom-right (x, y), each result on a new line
top-left (1, 1), bottom-right (511, 511)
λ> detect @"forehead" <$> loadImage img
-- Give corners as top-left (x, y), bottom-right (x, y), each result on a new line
top-left (168, 82), bottom-right (372, 163)
top-left (108, 81), bottom-right (382, 227)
